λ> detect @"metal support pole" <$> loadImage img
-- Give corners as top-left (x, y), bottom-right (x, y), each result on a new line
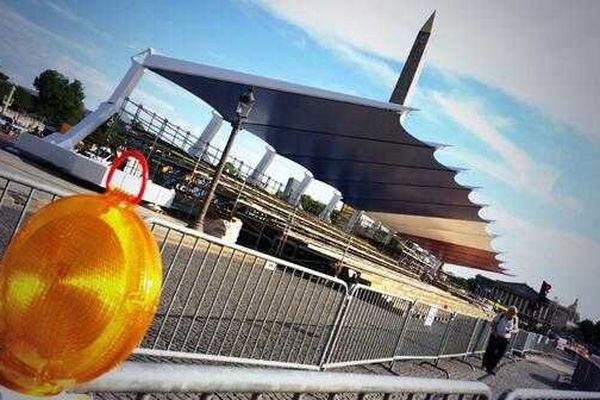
top-left (132, 101), bottom-right (142, 125)
top-left (420, 313), bottom-right (455, 378)
top-left (148, 118), bottom-right (167, 159)
top-left (436, 314), bottom-right (456, 366)
top-left (189, 118), bottom-right (243, 231)
top-left (454, 319), bottom-right (481, 372)
top-left (276, 206), bottom-right (298, 257)
top-left (389, 300), bottom-right (417, 370)
top-left (319, 290), bottom-right (355, 369)
top-left (340, 234), bottom-right (353, 264)
top-left (253, 217), bottom-right (267, 249)
top-left (230, 176), bottom-right (248, 218)
top-left (465, 319), bottom-right (481, 359)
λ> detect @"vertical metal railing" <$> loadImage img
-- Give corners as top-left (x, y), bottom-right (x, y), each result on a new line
top-left (0, 171), bottom-right (67, 259)
top-left (120, 98), bottom-right (285, 195)
top-left (138, 218), bottom-right (349, 370)
top-left (440, 314), bottom-right (479, 358)
top-left (322, 285), bottom-right (414, 368)
top-left (572, 356), bottom-right (600, 391)
top-left (394, 302), bottom-right (455, 361)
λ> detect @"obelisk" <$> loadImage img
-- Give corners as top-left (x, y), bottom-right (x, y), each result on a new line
top-left (390, 11), bottom-right (435, 106)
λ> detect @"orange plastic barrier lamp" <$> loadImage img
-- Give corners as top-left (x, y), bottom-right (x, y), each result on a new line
top-left (0, 150), bottom-right (163, 395)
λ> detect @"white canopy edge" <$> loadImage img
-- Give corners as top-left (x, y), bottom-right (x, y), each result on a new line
top-left (142, 53), bottom-right (413, 116)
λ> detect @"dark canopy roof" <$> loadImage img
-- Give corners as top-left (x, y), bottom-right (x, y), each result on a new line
top-left (143, 53), bottom-right (501, 273)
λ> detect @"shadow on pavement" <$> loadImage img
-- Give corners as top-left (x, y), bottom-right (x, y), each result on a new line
top-left (529, 372), bottom-right (570, 389)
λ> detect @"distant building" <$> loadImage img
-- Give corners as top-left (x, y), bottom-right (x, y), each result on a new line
top-left (551, 299), bottom-right (580, 330)
top-left (473, 275), bottom-right (579, 331)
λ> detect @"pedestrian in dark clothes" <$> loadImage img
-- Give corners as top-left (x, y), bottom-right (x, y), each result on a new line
top-left (482, 306), bottom-right (519, 374)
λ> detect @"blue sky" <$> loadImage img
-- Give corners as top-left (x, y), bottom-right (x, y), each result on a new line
top-left (0, 0), bottom-right (598, 319)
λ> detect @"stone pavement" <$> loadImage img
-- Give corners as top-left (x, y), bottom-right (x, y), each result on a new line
top-left (343, 354), bottom-right (574, 398)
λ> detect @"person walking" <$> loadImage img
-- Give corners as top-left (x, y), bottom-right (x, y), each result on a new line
top-left (482, 306), bottom-right (519, 374)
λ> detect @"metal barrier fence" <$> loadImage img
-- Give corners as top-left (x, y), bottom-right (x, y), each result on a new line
top-left (471, 320), bottom-right (494, 355)
top-left (138, 218), bottom-right (348, 370)
top-left (323, 285), bottom-right (414, 367)
top-left (507, 330), bottom-right (600, 392)
top-left (571, 356), bottom-right (600, 391)
top-left (118, 98), bottom-right (285, 195)
top-left (510, 331), bottom-right (569, 359)
top-left (500, 388), bottom-right (600, 400)
top-left (7, 168), bottom-right (600, 396)
top-left (320, 284), bottom-right (492, 369)
top-left (0, 170), bottom-right (496, 373)
top-left (0, 171), bottom-right (68, 260)
top-left (72, 361), bottom-right (493, 400)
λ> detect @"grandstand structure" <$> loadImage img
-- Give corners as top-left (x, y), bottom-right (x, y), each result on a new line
top-left (14, 12), bottom-right (501, 317)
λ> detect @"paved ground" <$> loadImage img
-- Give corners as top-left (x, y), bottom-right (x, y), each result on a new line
top-left (338, 354), bottom-right (574, 396)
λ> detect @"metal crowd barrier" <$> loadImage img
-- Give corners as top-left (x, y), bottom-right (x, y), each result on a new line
top-left (470, 320), bottom-right (493, 355)
top-left (500, 388), bottom-right (600, 400)
top-left (509, 331), bottom-right (570, 360)
top-left (5, 169), bottom-right (600, 398)
top-left (72, 361), bottom-right (493, 400)
top-left (0, 170), bottom-right (495, 373)
top-left (322, 285), bottom-right (414, 367)
top-left (572, 356), bottom-right (600, 391)
top-left (0, 170), bottom-right (68, 259)
top-left (139, 218), bottom-right (348, 370)
top-left (507, 330), bottom-right (600, 392)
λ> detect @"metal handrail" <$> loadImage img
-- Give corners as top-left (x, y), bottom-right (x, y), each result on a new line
top-left (144, 217), bottom-right (348, 287)
top-left (501, 389), bottom-right (600, 400)
top-left (0, 169), bottom-right (72, 198)
top-left (572, 355), bottom-right (600, 391)
top-left (72, 362), bottom-right (492, 398)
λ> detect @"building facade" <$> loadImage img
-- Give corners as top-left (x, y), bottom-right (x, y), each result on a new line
top-left (473, 275), bottom-right (579, 331)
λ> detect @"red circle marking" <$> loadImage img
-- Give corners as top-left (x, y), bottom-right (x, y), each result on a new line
top-left (105, 149), bottom-right (149, 204)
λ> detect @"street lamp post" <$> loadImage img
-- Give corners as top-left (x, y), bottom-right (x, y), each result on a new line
top-left (188, 88), bottom-right (256, 231)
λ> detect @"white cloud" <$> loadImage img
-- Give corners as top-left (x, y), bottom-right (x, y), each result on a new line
top-left (448, 208), bottom-right (600, 319)
top-left (36, 0), bottom-right (114, 45)
top-left (255, 0), bottom-right (600, 142)
top-left (0, 3), bottom-right (209, 134)
top-left (144, 72), bottom-right (186, 98)
top-left (431, 92), bottom-right (579, 209)
top-left (0, 3), bottom-right (115, 108)
top-left (324, 42), bottom-right (397, 88)
top-left (0, 3), bottom-right (95, 59)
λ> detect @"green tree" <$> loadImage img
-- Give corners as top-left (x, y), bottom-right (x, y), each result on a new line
top-left (33, 69), bottom-right (85, 125)
top-left (12, 87), bottom-right (35, 113)
top-left (300, 194), bottom-right (326, 216)
top-left (0, 71), bottom-right (11, 100)
top-left (577, 319), bottom-right (597, 344)
top-left (223, 161), bottom-right (239, 177)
